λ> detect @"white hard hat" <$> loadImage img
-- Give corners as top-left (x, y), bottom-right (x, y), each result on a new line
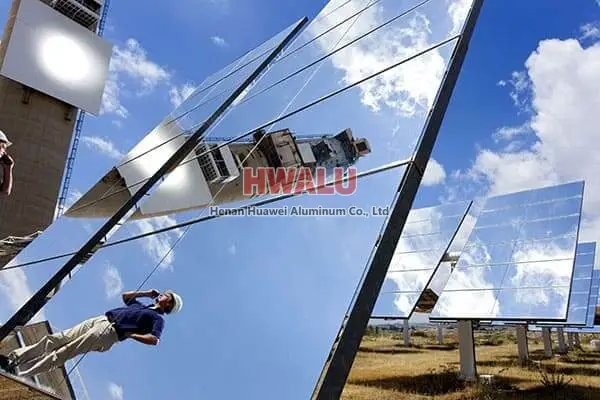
top-left (0, 130), bottom-right (12, 147)
top-left (165, 290), bottom-right (183, 314)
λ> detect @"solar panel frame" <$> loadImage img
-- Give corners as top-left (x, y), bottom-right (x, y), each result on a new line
top-left (564, 269), bottom-right (600, 333)
top-left (430, 181), bottom-right (585, 322)
top-left (371, 200), bottom-right (472, 320)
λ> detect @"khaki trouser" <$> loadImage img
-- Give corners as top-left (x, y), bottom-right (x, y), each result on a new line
top-left (8, 315), bottom-right (119, 377)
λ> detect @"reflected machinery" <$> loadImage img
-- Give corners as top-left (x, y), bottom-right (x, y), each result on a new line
top-left (64, 128), bottom-right (372, 220)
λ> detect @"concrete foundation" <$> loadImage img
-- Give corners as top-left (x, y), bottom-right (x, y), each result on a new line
top-left (557, 328), bottom-right (567, 354)
top-left (516, 325), bottom-right (529, 366)
top-left (542, 328), bottom-right (553, 357)
top-left (437, 325), bottom-right (444, 345)
top-left (403, 319), bottom-right (410, 347)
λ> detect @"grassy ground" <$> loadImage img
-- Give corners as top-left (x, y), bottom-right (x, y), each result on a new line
top-left (341, 329), bottom-right (600, 400)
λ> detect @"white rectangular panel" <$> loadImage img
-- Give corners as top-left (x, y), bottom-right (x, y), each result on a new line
top-left (0, 0), bottom-right (112, 114)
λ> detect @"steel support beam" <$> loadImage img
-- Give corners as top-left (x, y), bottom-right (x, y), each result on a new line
top-left (403, 319), bottom-right (410, 347)
top-left (0, 18), bottom-right (308, 342)
top-left (516, 325), bottom-right (529, 366)
top-left (312, 1), bottom-right (484, 397)
top-left (542, 328), bottom-right (553, 357)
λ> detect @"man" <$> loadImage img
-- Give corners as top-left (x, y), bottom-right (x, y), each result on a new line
top-left (0, 130), bottom-right (14, 196)
top-left (0, 288), bottom-right (182, 377)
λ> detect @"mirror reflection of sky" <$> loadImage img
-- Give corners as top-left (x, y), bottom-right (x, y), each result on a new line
top-left (0, 1), bottom-right (475, 398)
top-left (371, 200), bottom-right (471, 318)
top-left (565, 269), bottom-right (600, 333)
top-left (431, 181), bottom-right (584, 321)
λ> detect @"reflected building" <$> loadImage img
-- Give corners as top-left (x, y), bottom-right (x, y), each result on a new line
top-left (0, 0), bottom-right (110, 254)
top-left (65, 123), bottom-right (371, 220)
top-left (0, 321), bottom-right (77, 399)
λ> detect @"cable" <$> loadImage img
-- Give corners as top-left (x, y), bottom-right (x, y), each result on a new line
top-left (66, 34), bottom-right (458, 216)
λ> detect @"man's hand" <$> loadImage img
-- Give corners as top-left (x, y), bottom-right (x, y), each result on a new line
top-left (146, 289), bottom-right (160, 298)
top-left (124, 332), bottom-right (159, 346)
top-left (1, 154), bottom-right (13, 167)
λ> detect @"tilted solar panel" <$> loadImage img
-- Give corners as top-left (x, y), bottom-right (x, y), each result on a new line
top-left (371, 200), bottom-right (471, 319)
top-left (430, 181), bottom-right (584, 322)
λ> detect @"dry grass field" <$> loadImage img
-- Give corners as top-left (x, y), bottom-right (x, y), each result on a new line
top-left (341, 328), bottom-right (600, 400)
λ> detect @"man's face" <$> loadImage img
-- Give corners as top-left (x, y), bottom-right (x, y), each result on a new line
top-left (156, 293), bottom-right (174, 313)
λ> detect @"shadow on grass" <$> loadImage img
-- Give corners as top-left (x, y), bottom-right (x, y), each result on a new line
top-left (420, 344), bottom-right (458, 351)
top-left (519, 385), bottom-right (600, 400)
top-left (358, 346), bottom-right (423, 355)
top-left (351, 368), bottom-right (526, 396)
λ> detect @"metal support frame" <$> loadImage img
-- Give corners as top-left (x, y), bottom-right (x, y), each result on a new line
top-left (542, 327), bottom-right (553, 357)
top-left (312, 1), bottom-right (484, 397)
top-left (516, 325), bottom-right (529, 366)
top-left (403, 319), bottom-right (410, 347)
top-left (0, 18), bottom-right (309, 342)
top-left (437, 325), bottom-right (444, 345)
top-left (557, 328), bottom-right (567, 354)
top-left (458, 320), bottom-right (477, 381)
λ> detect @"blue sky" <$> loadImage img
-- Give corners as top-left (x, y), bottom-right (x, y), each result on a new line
top-left (1, 0), bottom-right (600, 399)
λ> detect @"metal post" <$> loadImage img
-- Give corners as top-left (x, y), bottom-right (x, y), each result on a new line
top-left (567, 333), bottom-right (574, 350)
top-left (0, 18), bottom-right (309, 342)
top-left (312, 1), bottom-right (484, 398)
top-left (516, 325), bottom-right (529, 366)
top-left (557, 328), bottom-right (567, 354)
top-left (458, 320), bottom-right (477, 381)
top-left (403, 319), bottom-right (410, 347)
top-left (437, 325), bottom-right (444, 345)
top-left (574, 333), bottom-right (581, 348)
top-left (542, 328), bottom-right (553, 357)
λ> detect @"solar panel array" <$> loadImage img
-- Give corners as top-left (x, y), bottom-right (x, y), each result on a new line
top-left (371, 201), bottom-right (472, 319)
top-left (430, 182), bottom-right (584, 322)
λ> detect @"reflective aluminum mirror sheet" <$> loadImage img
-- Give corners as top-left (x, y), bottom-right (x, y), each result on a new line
top-left (532, 242), bottom-right (595, 329)
top-left (430, 181), bottom-right (585, 322)
top-left (0, 0), bottom-right (476, 398)
top-left (0, 19), bottom-right (305, 308)
top-left (565, 269), bottom-right (600, 333)
top-left (371, 201), bottom-right (472, 319)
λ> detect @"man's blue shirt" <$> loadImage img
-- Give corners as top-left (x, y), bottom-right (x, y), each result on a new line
top-left (105, 299), bottom-right (164, 341)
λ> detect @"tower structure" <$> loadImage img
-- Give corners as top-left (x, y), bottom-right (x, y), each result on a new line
top-left (0, 0), bottom-right (111, 244)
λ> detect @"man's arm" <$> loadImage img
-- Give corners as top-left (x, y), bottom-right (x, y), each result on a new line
top-left (122, 289), bottom-right (159, 305)
top-left (125, 333), bottom-right (159, 346)
top-left (1, 155), bottom-right (14, 196)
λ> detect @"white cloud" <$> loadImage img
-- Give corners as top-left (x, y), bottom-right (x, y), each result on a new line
top-left (131, 216), bottom-right (184, 270)
top-left (450, 38), bottom-right (600, 244)
top-left (492, 122), bottom-right (530, 142)
top-left (103, 264), bottom-right (124, 299)
top-left (108, 382), bottom-right (124, 400)
top-left (169, 82), bottom-right (197, 108)
top-left (81, 136), bottom-right (124, 160)
top-left (210, 36), bottom-right (228, 47)
top-left (422, 158), bottom-right (447, 186)
top-left (228, 243), bottom-right (237, 255)
top-left (309, 3), bottom-right (450, 118)
top-left (497, 70), bottom-right (531, 112)
top-left (581, 22), bottom-right (600, 40)
top-left (447, 0), bottom-right (471, 35)
top-left (101, 38), bottom-right (171, 118)
top-left (0, 260), bottom-right (45, 323)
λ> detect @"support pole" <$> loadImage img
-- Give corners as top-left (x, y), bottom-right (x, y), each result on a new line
top-left (557, 328), bottom-right (567, 354)
top-left (458, 320), bottom-right (477, 381)
top-left (567, 333), bottom-right (574, 350)
top-left (542, 328), bottom-right (553, 357)
top-left (574, 333), bottom-right (581, 348)
top-left (516, 325), bottom-right (529, 366)
top-left (403, 319), bottom-right (410, 347)
top-left (437, 325), bottom-right (444, 345)
top-left (312, 1), bottom-right (485, 397)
